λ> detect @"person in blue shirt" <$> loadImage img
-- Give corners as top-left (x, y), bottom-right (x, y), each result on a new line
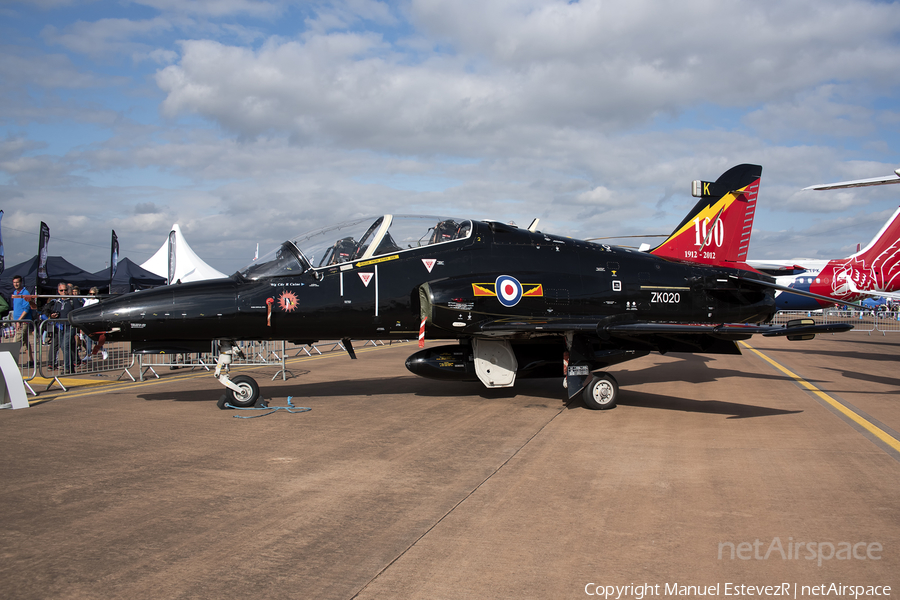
top-left (11, 275), bottom-right (34, 368)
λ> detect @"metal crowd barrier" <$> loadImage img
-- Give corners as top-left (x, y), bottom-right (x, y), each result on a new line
top-left (135, 345), bottom-right (216, 382)
top-left (128, 339), bottom-right (404, 381)
top-left (134, 340), bottom-right (290, 382)
top-left (293, 339), bottom-right (400, 356)
top-left (36, 319), bottom-right (136, 391)
top-left (772, 310), bottom-right (900, 334)
top-left (1, 318), bottom-right (136, 394)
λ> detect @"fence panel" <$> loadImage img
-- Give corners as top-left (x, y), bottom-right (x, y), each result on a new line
top-left (874, 311), bottom-right (900, 333)
top-left (230, 340), bottom-right (290, 381)
top-left (135, 340), bottom-right (289, 381)
top-left (771, 309), bottom-right (900, 334)
top-left (35, 319), bottom-right (135, 390)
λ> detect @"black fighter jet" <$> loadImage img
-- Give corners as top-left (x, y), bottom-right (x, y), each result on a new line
top-left (70, 164), bottom-right (852, 409)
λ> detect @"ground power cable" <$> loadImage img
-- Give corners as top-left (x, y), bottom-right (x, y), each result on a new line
top-left (224, 396), bottom-right (312, 418)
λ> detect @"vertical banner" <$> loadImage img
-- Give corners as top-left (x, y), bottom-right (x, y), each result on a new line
top-left (37, 221), bottom-right (50, 291)
top-left (109, 230), bottom-right (119, 289)
top-left (0, 210), bottom-right (5, 276)
top-left (167, 229), bottom-right (176, 285)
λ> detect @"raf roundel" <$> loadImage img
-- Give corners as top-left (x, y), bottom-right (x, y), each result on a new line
top-left (495, 275), bottom-right (523, 307)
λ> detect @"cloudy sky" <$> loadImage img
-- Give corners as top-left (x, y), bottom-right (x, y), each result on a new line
top-left (2, 0), bottom-right (899, 276)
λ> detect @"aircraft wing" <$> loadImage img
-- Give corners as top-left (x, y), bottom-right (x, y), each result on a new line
top-left (477, 319), bottom-right (852, 338)
top-left (598, 321), bottom-right (852, 337)
top-left (804, 169), bottom-right (900, 190)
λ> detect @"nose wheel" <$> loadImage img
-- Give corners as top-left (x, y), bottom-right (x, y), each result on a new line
top-left (227, 374), bottom-right (261, 408)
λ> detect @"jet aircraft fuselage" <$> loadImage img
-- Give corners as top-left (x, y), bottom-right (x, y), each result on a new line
top-left (71, 216), bottom-right (775, 347)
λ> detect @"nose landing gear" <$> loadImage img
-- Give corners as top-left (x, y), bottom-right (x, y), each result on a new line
top-left (214, 341), bottom-right (261, 408)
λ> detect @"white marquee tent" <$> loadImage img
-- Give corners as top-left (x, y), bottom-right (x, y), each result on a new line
top-left (141, 224), bottom-right (227, 283)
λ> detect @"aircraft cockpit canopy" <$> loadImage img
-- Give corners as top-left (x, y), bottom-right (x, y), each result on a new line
top-left (239, 215), bottom-right (472, 280)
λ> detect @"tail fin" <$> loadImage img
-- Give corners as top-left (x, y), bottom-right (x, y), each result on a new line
top-left (650, 164), bottom-right (762, 267)
top-left (840, 205), bottom-right (900, 292)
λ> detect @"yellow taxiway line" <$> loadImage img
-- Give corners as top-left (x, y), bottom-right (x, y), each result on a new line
top-left (741, 340), bottom-right (900, 455)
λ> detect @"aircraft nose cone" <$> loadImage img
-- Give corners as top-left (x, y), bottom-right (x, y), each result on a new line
top-left (69, 302), bottom-right (106, 334)
top-left (68, 277), bottom-right (241, 341)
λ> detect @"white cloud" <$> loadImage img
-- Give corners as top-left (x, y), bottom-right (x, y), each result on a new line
top-left (743, 85), bottom-right (879, 140)
top-left (2, 0), bottom-right (900, 273)
top-left (573, 185), bottom-right (615, 207)
top-left (146, 48), bottom-right (179, 64)
top-left (4, 0), bottom-right (86, 8)
top-left (0, 49), bottom-right (109, 88)
top-left (0, 136), bottom-right (47, 161)
top-left (131, 0), bottom-right (282, 18)
top-left (41, 17), bottom-right (174, 59)
top-left (409, 0), bottom-right (900, 97)
top-left (151, 0), bottom-right (900, 161)
top-left (303, 0), bottom-right (398, 33)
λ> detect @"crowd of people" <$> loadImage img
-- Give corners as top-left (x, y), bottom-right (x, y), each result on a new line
top-left (878, 300), bottom-right (900, 312)
top-left (3, 275), bottom-right (105, 375)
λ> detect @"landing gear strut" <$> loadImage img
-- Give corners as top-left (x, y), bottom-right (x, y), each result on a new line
top-left (215, 342), bottom-right (261, 408)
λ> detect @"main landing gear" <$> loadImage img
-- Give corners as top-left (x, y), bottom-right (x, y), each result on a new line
top-left (215, 342), bottom-right (261, 408)
top-left (582, 372), bottom-right (619, 410)
top-left (564, 333), bottom-right (621, 410)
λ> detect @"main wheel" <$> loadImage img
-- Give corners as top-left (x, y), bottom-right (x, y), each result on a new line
top-left (582, 373), bottom-right (618, 410)
top-left (228, 374), bottom-right (260, 408)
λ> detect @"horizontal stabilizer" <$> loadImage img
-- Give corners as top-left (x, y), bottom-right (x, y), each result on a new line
top-left (732, 274), bottom-right (862, 309)
top-left (746, 261), bottom-right (808, 276)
